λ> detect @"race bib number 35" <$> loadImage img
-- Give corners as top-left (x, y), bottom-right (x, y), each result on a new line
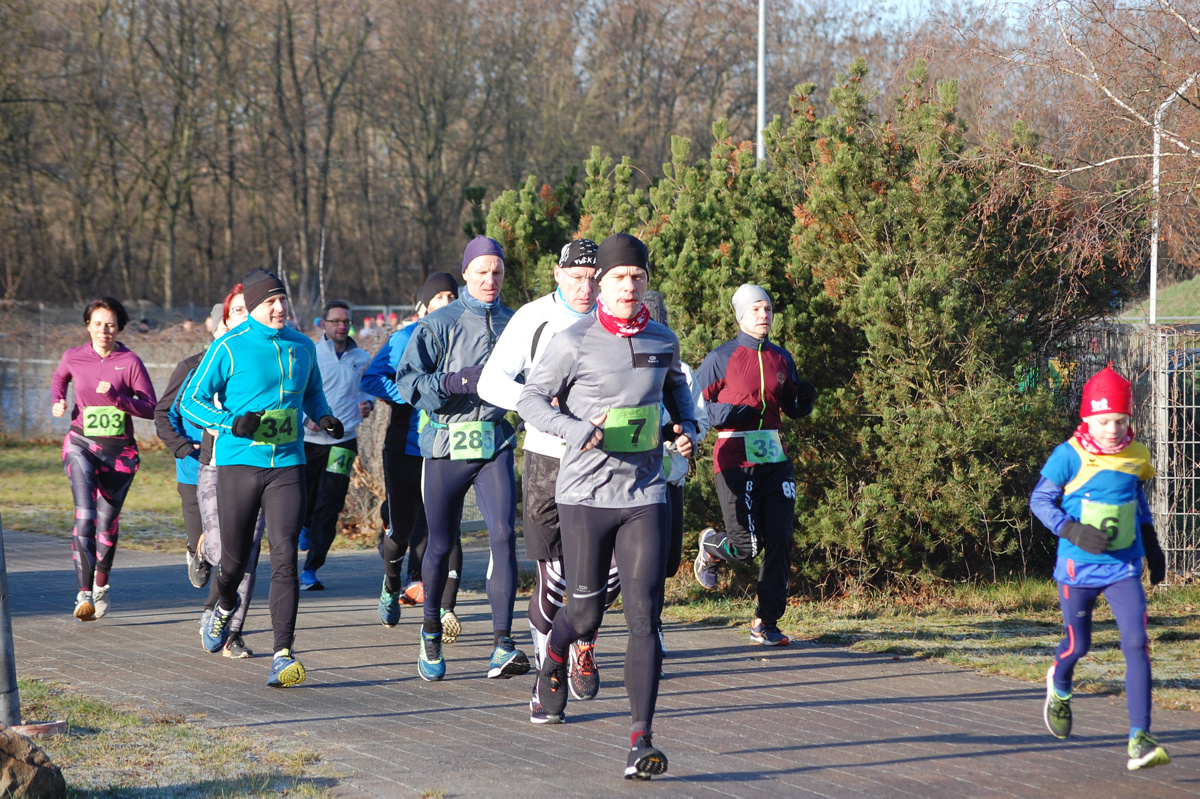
top-left (326, 446), bottom-right (355, 475)
top-left (449, 421), bottom-right (496, 461)
top-left (604, 405), bottom-right (661, 453)
top-left (1079, 499), bottom-right (1137, 552)
top-left (253, 408), bottom-right (298, 445)
top-left (82, 407), bottom-right (128, 437)
top-left (745, 429), bottom-right (786, 465)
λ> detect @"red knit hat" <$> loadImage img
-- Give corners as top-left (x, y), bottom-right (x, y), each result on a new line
top-left (1080, 363), bottom-right (1132, 418)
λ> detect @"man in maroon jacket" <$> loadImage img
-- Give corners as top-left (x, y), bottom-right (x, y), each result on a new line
top-left (692, 284), bottom-right (815, 646)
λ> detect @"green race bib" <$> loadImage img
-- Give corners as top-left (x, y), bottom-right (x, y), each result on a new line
top-left (744, 429), bottom-right (786, 465)
top-left (82, 407), bottom-right (128, 437)
top-left (326, 445), bottom-right (355, 475)
top-left (603, 405), bottom-right (661, 453)
top-left (448, 420), bottom-right (496, 461)
top-left (252, 408), bottom-right (298, 445)
top-left (1079, 499), bottom-right (1137, 552)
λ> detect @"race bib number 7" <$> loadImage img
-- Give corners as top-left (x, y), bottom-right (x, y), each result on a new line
top-left (253, 408), bottom-right (298, 445)
top-left (604, 405), bottom-right (661, 453)
top-left (745, 430), bottom-right (786, 465)
top-left (1079, 499), bottom-right (1137, 552)
top-left (449, 421), bottom-right (496, 461)
top-left (82, 407), bottom-right (128, 437)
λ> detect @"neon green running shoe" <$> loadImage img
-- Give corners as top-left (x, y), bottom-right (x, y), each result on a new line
top-left (1127, 730), bottom-right (1171, 771)
top-left (1043, 665), bottom-right (1071, 739)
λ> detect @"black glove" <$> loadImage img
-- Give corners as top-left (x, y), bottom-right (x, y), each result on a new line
top-left (1142, 524), bottom-right (1166, 585)
top-left (318, 415), bottom-right (344, 440)
top-left (172, 440), bottom-right (197, 459)
top-left (728, 404), bottom-right (761, 426)
top-left (442, 364), bottom-right (484, 395)
top-left (661, 424), bottom-right (677, 443)
top-left (231, 411), bottom-right (264, 439)
top-left (1060, 520), bottom-right (1109, 555)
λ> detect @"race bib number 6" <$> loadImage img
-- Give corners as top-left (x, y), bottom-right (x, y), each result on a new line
top-left (449, 420), bottom-right (496, 461)
top-left (82, 407), bottom-right (128, 437)
top-left (1079, 499), bottom-right (1137, 552)
top-left (253, 408), bottom-right (298, 445)
top-left (744, 429), bottom-right (786, 465)
top-left (604, 405), bottom-right (661, 453)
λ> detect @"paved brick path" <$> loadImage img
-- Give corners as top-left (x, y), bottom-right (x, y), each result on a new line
top-left (3, 529), bottom-right (1196, 797)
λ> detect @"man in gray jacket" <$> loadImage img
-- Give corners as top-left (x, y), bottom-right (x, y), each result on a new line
top-left (517, 232), bottom-right (697, 780)
top-left (395, 236), bottom-right (529, 682)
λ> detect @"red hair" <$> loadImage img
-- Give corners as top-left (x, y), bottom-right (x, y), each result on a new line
top-left (222, 283), bottom-right (245, 323)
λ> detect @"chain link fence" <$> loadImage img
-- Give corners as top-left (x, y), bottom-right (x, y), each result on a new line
top-left (1032, 323), bottom-right (1200, 579)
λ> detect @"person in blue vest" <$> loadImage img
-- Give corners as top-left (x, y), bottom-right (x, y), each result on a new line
top-left (361, 273), bottom-right (465, 632)
top-left (154, 303), bottom-right (221, 590)
top-left (180, 269), bottom-right (339, 688)
top-left (395, 237), bottom-right (529, 682)
top-left (1029, 365), bottom-right (1170, 771)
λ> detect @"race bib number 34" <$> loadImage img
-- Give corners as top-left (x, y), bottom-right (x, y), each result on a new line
top-left (604, 405), bottom-right (661, 453)
top-left (745, 429), bottom-right (786, 465)
top-left (449, 421), bottom-right (496, 461)
top-left (1079, 499), bottom-right (1137, 552)
top-left (253, 408), bottom-right (298, 445)
top-left (82, 407), bottom-right (128, 437)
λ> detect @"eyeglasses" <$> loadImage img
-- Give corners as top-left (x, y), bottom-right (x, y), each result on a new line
top-left (324, 319), bottom-right (351, 326)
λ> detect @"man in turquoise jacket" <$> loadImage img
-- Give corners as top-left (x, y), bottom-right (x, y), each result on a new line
top-left (180, 269), bottom-right (339, 688)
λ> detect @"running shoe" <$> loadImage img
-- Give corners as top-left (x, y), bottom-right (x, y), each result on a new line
top-left (529, 682), bottom-right (563, 725)
top-left (298, 527), bottom-right (311, 552)
top-left (267, 649), bottom-right (306, 688)
top-left (625, 733), bottom-right (668, 780)
top-left (73, 591), bottom-right (95, 622)
top-left (536, 655), bottom-right (569, 719)
top-left (488, 636), bottom-right (530, 679)
top-left (750, 618), bottom-right (790, 646)
top-left (1127, 730), bottom-right (1171, 771)
top-left (223, 634), bottom-right (252, 659)
top-left (199, 608), bottom-right (212, 633)
top-left (186, 550), bottom-right (211, 589)
top-left (418, 630), bottom-right (446, 682)
top-left (400, 581), bottom-right (424, 606)
top-left (91, 584), bottom-right (110, 619)
top-left (201, 596), bottom-right (240, 653)
top-left (1043, 664), bottom-right (1072, 739)
top-left (440, 608), bottom-right (461, 644)
top-left (569, 638), bottom-right (600, 700)
top-left (379, 578), bottom-right (402, 628)
top-left (693, 528), bottom-right (720, 589)
top-left (299, 569), bottom-right (324, 591)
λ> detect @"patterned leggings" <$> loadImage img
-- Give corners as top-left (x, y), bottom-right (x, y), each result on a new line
top-left (62, 432), bottom-right (139, 591)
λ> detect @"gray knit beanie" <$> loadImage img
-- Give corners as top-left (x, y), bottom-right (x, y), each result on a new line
top-left (732, 284), bottom-right (771, 322)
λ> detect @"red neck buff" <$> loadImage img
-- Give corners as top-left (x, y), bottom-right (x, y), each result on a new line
top-left (597, 297), bottom-right (649, 338)
top-left (1073, 422), bottom-right (1134, 455)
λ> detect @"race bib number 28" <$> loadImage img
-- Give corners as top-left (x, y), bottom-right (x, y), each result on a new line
top-left (449, 421), bottom-right (496, 461)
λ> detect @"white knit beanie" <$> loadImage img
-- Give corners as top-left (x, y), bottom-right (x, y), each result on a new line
top-left (732, 284), bottom-right (771, 322)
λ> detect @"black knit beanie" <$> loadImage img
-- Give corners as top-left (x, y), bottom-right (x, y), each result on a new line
top-left (417, 272), bottom-right (460, 309)
top-left (242, 269), bottom-right (287, 312)
top-left (595, 233), bottom-right (649, 282)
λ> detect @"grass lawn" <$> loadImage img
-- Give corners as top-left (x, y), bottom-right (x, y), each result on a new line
top-left (1120, 275), bottom-right (1200, 321)
top-left (664, 576), bottom-right (1200, 713)
top-left (19, 678), bottom-right (336, 797)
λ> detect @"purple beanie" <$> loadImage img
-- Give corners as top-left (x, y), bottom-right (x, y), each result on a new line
top-left (461, 236), bottom-right (505, 272)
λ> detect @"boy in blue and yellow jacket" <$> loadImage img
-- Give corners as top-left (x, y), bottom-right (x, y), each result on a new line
top-left (1029, 365), bottom-right (1170, 771)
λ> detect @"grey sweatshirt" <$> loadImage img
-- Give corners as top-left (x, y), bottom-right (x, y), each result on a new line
top-left (517, 316), bottom-right (698, 509)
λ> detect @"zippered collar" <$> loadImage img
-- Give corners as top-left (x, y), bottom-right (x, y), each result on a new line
top-left (461, 287), bottom-right (502, 315)
top-left (247, 315), bottom-right (284, 339)
top-left (736, 329), bottom-right (767, 349)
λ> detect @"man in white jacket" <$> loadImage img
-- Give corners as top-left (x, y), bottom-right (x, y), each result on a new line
top-left (299, 300), bottom-right (374, 590)
top-left (478, 238), bottom-right (614, 720)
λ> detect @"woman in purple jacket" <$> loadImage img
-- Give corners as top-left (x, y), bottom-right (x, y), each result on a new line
top-left (51, 297), bottom-right (157, 621)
